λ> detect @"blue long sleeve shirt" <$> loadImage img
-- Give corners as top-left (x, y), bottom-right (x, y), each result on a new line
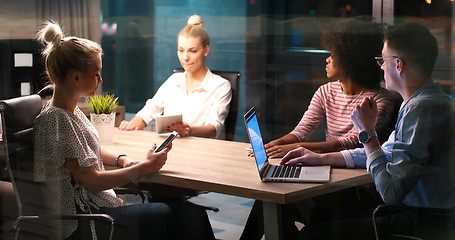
top-left (341, 81), bottom-right (455, 208)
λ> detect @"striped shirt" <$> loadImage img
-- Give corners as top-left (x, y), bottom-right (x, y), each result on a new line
top-left (290, 80), bottom-right (393, 149)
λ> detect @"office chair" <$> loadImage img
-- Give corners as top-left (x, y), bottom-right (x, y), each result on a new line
top-left (140, 68), bottom-right (241, 210)
top-left (0, 95), bottom-right (114, 240)
top-left (173, 68), bottom-right (240, 141)
top-left (372, 204), bottom-right (455, 240)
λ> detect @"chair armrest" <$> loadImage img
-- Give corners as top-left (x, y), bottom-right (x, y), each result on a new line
top-left (373, 204), bottom-right (454, 240)
top-left (14, 213), bottom-right (115, 227)
top-left (49, 213), bottom-right (114, 223)
top-left (114, 182), bottom-right (145, 203)
top-left (13, 213), bottom-right (115, 240)
top-left (374, 204), bottom-right (453, 218)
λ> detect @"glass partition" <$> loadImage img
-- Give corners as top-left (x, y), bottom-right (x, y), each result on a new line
top-left (0, 0), bottom-right (454, 239)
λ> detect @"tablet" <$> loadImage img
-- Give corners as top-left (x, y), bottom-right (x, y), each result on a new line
top-left (155, 114), bottom-right (182, 134)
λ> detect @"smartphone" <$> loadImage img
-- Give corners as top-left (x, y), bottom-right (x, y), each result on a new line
top-left (155, 131), bottom-right (178, 153)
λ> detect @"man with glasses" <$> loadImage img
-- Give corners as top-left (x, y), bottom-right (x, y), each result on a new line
top-left (281, 23), bottom-right (454, 239)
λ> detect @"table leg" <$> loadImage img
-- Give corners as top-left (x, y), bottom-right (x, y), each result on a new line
top-left (263, 201), bottom-right (283, 240)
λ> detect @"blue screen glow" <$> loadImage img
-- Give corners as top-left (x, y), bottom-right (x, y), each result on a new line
top-left (246, 114), bottom-right (267, 171)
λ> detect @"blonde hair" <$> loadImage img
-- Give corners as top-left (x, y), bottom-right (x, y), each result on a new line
top-left (178, 15), bottom-right (210, 47)
top-left (35, 21), bottom-right (102, 83)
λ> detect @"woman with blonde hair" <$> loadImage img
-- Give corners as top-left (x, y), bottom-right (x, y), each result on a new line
top-left (33, 21), bottom-right (215, 240)
top-left (119, 15), bottom-right (231, 139)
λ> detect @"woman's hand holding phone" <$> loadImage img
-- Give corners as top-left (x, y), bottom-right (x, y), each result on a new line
top-left (155, 131), bottom-right (179, 153)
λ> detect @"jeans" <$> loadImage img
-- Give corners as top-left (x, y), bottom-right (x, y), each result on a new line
top-left (70, 202), bottom-right (215, 240)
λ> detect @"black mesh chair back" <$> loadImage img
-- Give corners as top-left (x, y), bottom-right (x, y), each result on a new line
top-left (174, 68), bottom-right (240, 140)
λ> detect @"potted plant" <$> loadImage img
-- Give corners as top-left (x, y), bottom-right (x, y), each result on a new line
top-left (86, 93), bottom-right (119, 144)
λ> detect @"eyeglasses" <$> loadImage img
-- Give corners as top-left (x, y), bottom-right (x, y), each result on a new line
top-left (375, 56), bottom-right (399, 66)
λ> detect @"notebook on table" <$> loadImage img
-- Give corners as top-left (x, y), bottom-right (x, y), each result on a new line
top-left (244, 107), bottom-right (331, 182)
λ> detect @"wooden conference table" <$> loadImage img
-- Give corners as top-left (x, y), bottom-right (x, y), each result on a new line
top-left (102, 129), bottom-right (372, 240)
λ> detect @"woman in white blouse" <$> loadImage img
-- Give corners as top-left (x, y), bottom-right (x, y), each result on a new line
top-left (33, 21), bottom-right (215, 240)
top-left (119, 15), bottom-right (232, 139)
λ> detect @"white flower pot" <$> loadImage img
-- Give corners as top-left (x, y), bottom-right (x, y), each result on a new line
top-left (90, 112), bottom-right (115, 144)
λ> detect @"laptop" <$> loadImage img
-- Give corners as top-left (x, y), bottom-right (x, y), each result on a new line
top-left (244, 107), bottom-right (331, 182)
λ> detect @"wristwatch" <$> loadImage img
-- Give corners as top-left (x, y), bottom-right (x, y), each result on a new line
top-left (115, 153), bottom-right (127, 167)
top-left (358, 130), bottom-right (377, 144)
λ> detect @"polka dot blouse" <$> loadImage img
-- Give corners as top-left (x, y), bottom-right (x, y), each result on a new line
top-left (33, 101), bottom-right (123, 239)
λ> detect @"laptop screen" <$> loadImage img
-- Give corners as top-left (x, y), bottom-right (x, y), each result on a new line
top-left (244, 108), bottom-right (268, 172)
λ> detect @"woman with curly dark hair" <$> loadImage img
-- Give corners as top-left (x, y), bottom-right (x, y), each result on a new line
top-left (262, 18), bottom-right (395, 158)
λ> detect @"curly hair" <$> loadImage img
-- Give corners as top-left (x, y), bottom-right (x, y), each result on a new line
top-left (322, 18), bottom-right (384, 89)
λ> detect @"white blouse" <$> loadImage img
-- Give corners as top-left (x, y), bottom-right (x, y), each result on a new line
top-left (135, 68), bottom-right (232, 139)
top-left (34, 101), bottom-right (122, 239)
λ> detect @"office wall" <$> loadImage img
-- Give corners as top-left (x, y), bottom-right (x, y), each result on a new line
top-left (0, 0), bottom-right (100, 41)
top-left (0, 0), bottom-right (40, 39)
top-left (0, 0), bottom-right (101, 100)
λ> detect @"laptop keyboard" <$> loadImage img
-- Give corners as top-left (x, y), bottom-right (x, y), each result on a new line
top-left (271, 165), bottom-right (301, 178)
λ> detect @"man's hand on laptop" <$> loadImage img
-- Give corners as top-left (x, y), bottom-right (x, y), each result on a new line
top-left (280, 147), bottom-right (322, 166)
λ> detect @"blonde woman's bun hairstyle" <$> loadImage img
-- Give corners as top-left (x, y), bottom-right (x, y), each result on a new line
top-left (179, 15), bottom-right (210, 47)
top-left (36, 21), bottom-right (64, 56)
top-left (35, 21), bottom-right (102, 83)
top-left (187, 15), bottom-right (204, 27)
